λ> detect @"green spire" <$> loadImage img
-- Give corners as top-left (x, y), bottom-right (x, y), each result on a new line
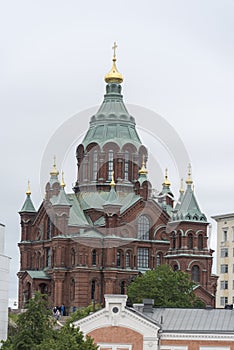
top-left (20, 181), bottom-right (36, 213)
top-left (52, 172), bottom-right (71, 207)
top-left (172, 170), bottom-right (207, 222)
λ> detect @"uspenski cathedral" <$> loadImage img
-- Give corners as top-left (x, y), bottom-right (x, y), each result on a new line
top-left (18, 44), bottom-right (217, 311)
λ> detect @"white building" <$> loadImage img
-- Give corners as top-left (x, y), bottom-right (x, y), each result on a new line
top-left (0, 224), bottom-right (11, 345)
top-left (212, 213), bottom-right (234, 308)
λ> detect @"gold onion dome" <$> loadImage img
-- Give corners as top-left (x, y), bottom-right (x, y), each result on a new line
top-left (180, 178), bottom-right (185, 193)
top-left (61, 171), bottom-right (66, 188)
top-left (139, 156), bottom-right (148, 175)
top-left (50, 156), bottom-right (59, 176)
top-left (186, 163), bottom-right (193, 185)
top-left (104, 42), bottom-right (123, 84)
top-left (162, 168), bottom-right (171, 187)
top-left (26, 180), bottom-right (31, 196)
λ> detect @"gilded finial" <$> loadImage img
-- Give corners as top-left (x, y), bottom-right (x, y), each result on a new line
top-left (186, 163), bottom-right (193, 185)
top-left (61, 171), bottom-right (66, 188)
top-left (104, 42), bottom-right (123, 84)
top-left (50, 156), bottom-right (59, 176)
top-left (180, 178), bottom-right (184, 193)
top-left (26, 180), bottom-right (31, 196)
top-left (162, 168), bottom-right (171, 187)
top-left (110, 171), bottom-right (115, 186)
top-left (139, 155), bottom-right (148, 175)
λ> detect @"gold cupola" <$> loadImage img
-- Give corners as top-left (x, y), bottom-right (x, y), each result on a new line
top-left (186, 163), bottom-right (193, 185)
top-left (104, 42), bottom-right (123, 84)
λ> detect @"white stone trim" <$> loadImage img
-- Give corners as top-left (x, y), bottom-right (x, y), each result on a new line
top-left (98, 343), bottom-right (132, 350)
top-left (161, 332), bottom-right (234, 342)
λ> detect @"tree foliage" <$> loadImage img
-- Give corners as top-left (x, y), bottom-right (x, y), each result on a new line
top-left (127, 264), bottom-right (205, 308)
top-left (1, 293), bottom-right (97, 350)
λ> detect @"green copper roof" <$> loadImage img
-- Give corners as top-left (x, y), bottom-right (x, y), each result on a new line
top-left (52, 187), bottom-right (71, 207)
top-left (20, 194), bottom-right (36, 213)
top-left (67, 194), bottom-right (90, 227)
top-left (26, 270), bottom-right (50, 280)
top-left (171, 184), bottom-right (207, 222)
top-left (82, 83), bottom-right (142, 149)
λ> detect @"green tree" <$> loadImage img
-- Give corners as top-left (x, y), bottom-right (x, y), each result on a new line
top-left (127, 264), bottom-right (205, 308)
top-left (1, 292), bottom-right (97, 350)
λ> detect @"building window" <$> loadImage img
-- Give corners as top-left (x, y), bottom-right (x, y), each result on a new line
top-left (70, 279), bottom-right (75, 301)
top-left (220, 296), bottom-right (228, 306)
top-left (173, 264), bottom-right (179, 271)
top-left (137, 248), bottom-right (149, 268)
top-left (223, 229), bottom-right (228, 242)
top-left (191, 265), bottom-right (200, 282)
top-left (71, 248), bottom-right (75, 266)
top-left (156, 253), bottom-right (162, 266)
top-left (46, 248), bottom-right (51, 267)
top-left (125, 252), bottom-right (130, 268)
top-left (117, 251), bottom-right (121, 267)
top-left (172, 232), bottom-right (176, 249)
top-left (47, 217), bottom-right (52, 240)
top-left (108, 150), bottom-right (114, 181)
top-left (221, 248), bottom-right (228, 257)
top-left (220, 264), bottom-right (228, 273)
top-left (198, 234), bottom-right (203, 250)
top-left (124, 151), bottom-right (129, 180)
top-left (92, 250), bottom-right (97, 266)
top-left (138, 216), bottom-right (150, 240)
top-left (220, 280), bottom-right (228, 289)
top-left (187, 233), bottom-right (193, 249)
top-left (91, 280), bottom-right (96, 300)
top-left (92, 150), bottom-right (98, 181)
top-left (120, 281), bottom-right (125, 295)
top-left (178, 232), bottom-right (182, 249)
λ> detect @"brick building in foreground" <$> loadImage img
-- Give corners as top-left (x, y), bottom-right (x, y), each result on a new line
top-left (18, 47), bottom-right (217, 311)
top-left (75, 294), bottom-right (234, 350)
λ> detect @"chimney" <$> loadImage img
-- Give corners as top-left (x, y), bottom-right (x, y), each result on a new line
top-left (143, 298), bottom-right (154, 313)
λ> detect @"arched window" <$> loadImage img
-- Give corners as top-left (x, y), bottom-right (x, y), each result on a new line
top-left (173, 264), bottom-right (179, 271)
top-left (156, 253), bottom-right (162, 266)
top-left (125, 251), bottom-right (130, 268)
top-left (124, 151), bottom-right (129, 180)
top-left (188, 233), bottom-right (193, 249)
top-left (92, 150), bottom-right (98, 181)
top-left (191, 265), bottom-right (200, 282)
top-left (172, 232), bottom-right (176, 249)
top-left (120, 281), bottom-right (125, 295)
top-left (91, 280), bottom-right (96, 300)
top-left (108, 150), bottom-right (114, 180)
top-left (138, 216), bottom-right (150, 240)
top-left (92, 249), bottom-right (97, 266)
top-left (71, 248), bottom-right (75, 266)
top-left (198, 234), bottom-right (203, 250)
top-left (178, 232), bottom-right (182, 249)
top-left (117, 251), bottom-right (121, 267)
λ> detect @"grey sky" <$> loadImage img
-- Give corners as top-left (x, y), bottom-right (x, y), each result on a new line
top-left (1, 0), bottom-right (234, 302)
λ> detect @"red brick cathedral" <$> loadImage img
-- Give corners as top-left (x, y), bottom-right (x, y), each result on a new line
top-left (18, 47), bottom-right (217, 311)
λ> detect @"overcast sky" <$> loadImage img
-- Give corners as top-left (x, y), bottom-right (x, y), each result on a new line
top-left (1, 0), bottom-right (234, 303)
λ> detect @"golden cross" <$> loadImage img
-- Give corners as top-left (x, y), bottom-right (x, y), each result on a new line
top-left (112, 42), bottom-right (117, 58)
